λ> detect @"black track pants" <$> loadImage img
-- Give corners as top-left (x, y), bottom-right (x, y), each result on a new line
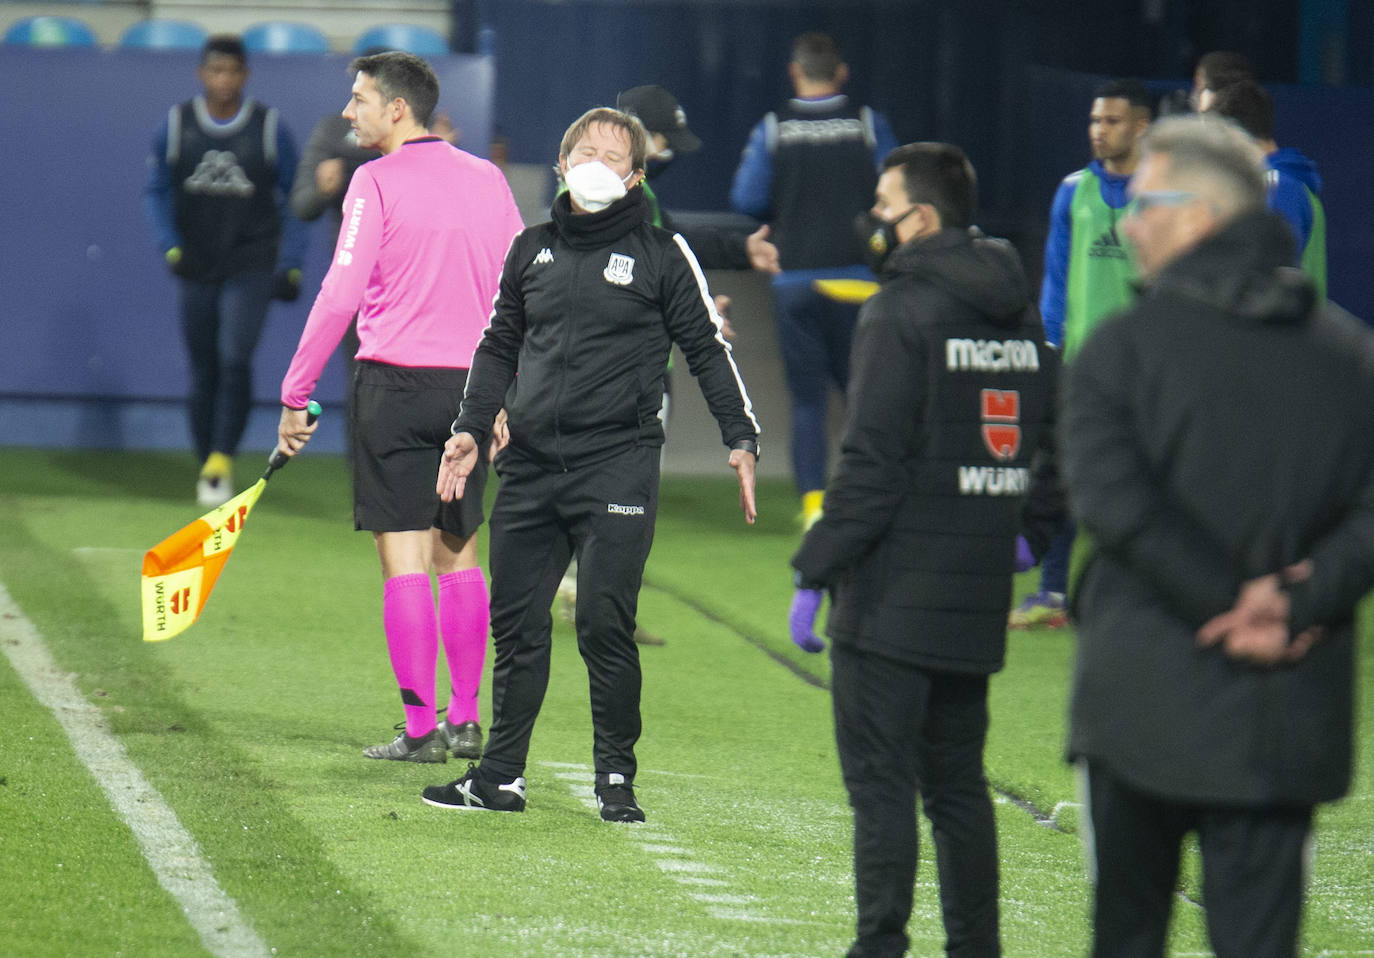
top-left (479, 445), bottom-right (659, 785)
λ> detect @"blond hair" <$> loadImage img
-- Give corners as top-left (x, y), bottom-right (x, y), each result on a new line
top-left (558, 107), bottom-right (648, 171)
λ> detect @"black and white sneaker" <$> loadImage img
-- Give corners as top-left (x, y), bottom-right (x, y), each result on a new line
top-left (437, 718), bottom-right (483, 759)
top-left (422, 763), bottom-right (527, 812)
top-left (596, 773), bottom-right (645, 823)
top-left (362, 725), bottom-right (447, 763)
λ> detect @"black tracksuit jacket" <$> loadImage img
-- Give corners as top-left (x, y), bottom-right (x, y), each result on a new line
top-left (792, 228), bottom-right (1064, 674)
top-left (454, 189), bottom-right (760, 465)
top-left (1063, 210), bottom-right (1374, 806)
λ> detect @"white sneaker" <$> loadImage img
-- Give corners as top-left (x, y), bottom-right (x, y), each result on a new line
top-left (195, 476), bottom-right (232, 508)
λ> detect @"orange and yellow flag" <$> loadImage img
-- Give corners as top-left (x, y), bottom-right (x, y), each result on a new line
top-left (140, 479), bottom-right (267, 642)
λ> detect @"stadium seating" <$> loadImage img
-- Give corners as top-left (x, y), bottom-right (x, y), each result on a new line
top-left (118, 19), bottom-right (208, 51)
top-left (353, 23), bottom-right (449, 56)
top-left (2, 15), bottom-right (98, 47)
top-left (241, 21), bottom-right (330, 54)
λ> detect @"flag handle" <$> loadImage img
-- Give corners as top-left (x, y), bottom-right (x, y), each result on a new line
top-left (263, 400), bottom-right (321, 479)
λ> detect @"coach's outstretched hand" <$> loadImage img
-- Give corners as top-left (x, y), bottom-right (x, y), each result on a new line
top-left (789, 588), bottom-right (825, 653)
top-left (729, 447), bottom-right (758, 524)
top-left (437, 431), bottom-right (480, 502)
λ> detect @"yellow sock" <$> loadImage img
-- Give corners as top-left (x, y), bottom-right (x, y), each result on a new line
top-left (200, 452), bottom-right (232, 479)
top-left (801, 490), bottom-right (825, 528)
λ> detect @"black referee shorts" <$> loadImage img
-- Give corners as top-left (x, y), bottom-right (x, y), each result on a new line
top-left (350, 360), bottom-right (487, 536)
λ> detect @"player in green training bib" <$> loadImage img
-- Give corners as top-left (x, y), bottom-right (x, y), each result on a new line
top-left (1011, 79), bottom-right (1153, 629)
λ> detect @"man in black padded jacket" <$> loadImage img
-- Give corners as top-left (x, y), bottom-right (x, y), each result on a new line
top-left (790, 142), bottom-right (1064, 958)
top-left (1063, 115), bottom-right (1374, 958)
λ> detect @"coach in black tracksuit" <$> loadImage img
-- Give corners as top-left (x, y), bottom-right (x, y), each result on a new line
top-left (1064, 116), bottom-right (1374, 958)
top-left (437, 108), bottom-right (760, 822)
top-left (791, 145), bottom-right (1063, 958)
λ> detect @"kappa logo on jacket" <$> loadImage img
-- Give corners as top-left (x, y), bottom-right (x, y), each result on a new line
top-left (532, 247), bottom-right (554, 266)
top-left (184, 150), bottom-right (254, 197)
top-left (604, 253), bottom-right (635, 286)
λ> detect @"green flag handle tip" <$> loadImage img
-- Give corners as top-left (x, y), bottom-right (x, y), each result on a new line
top-left (264, 402), bottom-right (322, 475)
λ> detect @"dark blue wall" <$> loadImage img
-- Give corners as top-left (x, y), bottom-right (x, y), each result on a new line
top-left (485, 0), bottom-right (1021, 217)
top-left (2, 8), bottom-right (1371, 452)
top-left (483, 0), bottom-right (1371, 319)
top-left (0, 48), bottom-right (492, 418)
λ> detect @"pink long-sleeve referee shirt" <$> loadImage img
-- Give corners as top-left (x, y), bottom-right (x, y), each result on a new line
top-left (280, 137), bottom-right (523, 408)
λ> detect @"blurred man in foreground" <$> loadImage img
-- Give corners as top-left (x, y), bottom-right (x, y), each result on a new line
top-left (1063, 114), bottom-right (1374, 958)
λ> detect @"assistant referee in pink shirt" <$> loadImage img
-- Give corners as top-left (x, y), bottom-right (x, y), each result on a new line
top-left (277, 52), bottom-right (523, 764)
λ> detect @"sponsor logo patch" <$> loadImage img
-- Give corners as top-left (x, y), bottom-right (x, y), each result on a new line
top-left (607, 503), bottom-right (645, 516)
top-left (957, 466), bottom-right (1031, 496)
top-left (945, 338), bottom-right (1040, 373)
top-left (980, 389), bottom-right (1021, 461)
top-left (337, 197), bottom-right (366, 265)
top-left (1089, 226), bottom-right (1129, 260)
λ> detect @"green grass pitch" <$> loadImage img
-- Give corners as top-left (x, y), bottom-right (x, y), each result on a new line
top-left (0, 448), bottom-right (1369, 956)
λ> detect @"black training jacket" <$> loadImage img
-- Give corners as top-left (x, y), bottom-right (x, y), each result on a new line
top-left (792, 228), bottom-right (1064, 674)
top-left (454, 188), bottom-right (760, 470)
top-left (1064, 210), bottom-right (1374, 805)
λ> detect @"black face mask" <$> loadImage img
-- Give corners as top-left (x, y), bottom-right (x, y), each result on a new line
top-left (855, 206), bottom-right (919, 272)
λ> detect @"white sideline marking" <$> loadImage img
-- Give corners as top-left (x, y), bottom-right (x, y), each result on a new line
top-left (638, 843), bottom-right (690, 855)
top-left (0, 583), bottom-right (270, 958)
top-left (538, 760), bottom-right (805, 928)
top-left (656, 859), bottom-right (723, 874)
top-left (689, 892), bottom-right (757, 905)
top-left (1050, 800), bottom-right (1081, 824)
top-left (705, 908), bottom-right (812, 925)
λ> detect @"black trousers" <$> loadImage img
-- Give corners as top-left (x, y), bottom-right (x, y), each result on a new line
top-left (831, 644), bottom-right (1000, 958)
top-left (1083, 761), bottom-right (1313, 958)
top-left (177, 267), bottom-right (274, 460)
top-left (479, 444), bottom-right (659, 785)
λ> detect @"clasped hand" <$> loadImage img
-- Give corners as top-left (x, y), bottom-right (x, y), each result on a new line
top-left (1196, 561), bottom-right (1320, 666)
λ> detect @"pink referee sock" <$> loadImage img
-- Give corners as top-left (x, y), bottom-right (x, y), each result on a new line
top-left (382, 573), bottom-right (438, 739)
top-left (438, 567), bottom-right (490, 726)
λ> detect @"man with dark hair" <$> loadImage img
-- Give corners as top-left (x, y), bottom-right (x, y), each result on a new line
top-left (422, 106), bottom-right (761, 823)
top-left (1064, 113), bottom-right (1372, 958)
top-left (617, 84), bottom-right (779, 274)
top-left (730, 31), bottom-right (898, 529)
top-left (1010, 78), bottom-right (1152, 630)
top-left (790, 142), bottom-right (1063, 958)
top-left (277, 51), bottom-right (524, 765)
top-left (1190, 50), bottom-right (1254, 111)
top-left (142, 34), bottom-right (306, 507)
top-left (1204, 78), bottom-right (1327, 298)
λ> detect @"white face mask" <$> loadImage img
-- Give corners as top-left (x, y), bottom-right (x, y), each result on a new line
top-left (564, 160), bottom-right (634, 212)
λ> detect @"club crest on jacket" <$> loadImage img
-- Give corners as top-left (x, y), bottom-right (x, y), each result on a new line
top-left (604, 252), bottom-right (635, 285)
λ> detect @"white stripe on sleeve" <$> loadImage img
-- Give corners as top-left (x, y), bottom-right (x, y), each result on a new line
top-left (671, 233), bottom-right (762, 439)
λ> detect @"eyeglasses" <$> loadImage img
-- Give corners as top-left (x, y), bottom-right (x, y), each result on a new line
top-left (1127, 190), bottom-right (1198, 215)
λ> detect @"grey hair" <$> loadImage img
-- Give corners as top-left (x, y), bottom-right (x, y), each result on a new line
top-left (1140, 114), bottom-right (1267, 218)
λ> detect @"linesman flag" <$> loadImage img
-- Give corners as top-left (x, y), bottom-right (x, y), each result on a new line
top-left (140, 401), bottom-right (319, 642)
